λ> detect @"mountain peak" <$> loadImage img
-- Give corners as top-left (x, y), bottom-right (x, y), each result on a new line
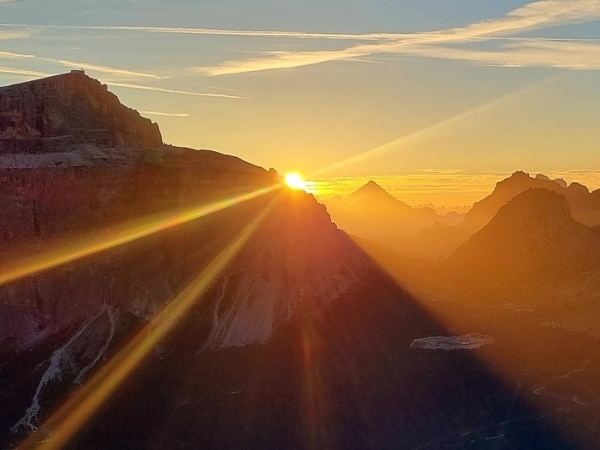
top-left (0, 71), bottom-right (162, 150)
top-left (495, 188), bottom-right (572, 226)
top-left (345, 180), bottom-right (393, 204)
top-left (452, 188), bottom-right (600, 274)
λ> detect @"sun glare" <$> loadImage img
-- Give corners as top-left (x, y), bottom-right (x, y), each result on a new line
top-left (284, 172), bottom-right (308, 191)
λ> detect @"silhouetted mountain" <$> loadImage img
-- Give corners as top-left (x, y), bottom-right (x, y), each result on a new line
top-left (449, 188), bottom-right (600, 306)
top-left (322, 181), bottom-right (460, 239)
top-left (344, 180), bottom-right (392, 204)
top-left (386, 172), bottom-right (600, 259)
top-left (464, 171), bottom-right (600, 230)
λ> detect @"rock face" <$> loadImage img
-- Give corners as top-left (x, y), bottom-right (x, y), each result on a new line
top-left (0, 72), bottom-right (373, 359)
top-left (203, 195), bottom-right (368, 348)
top-left (0, 73), bottom-right (279, 350)
top-left (0, 70), bottom-right (162, 150)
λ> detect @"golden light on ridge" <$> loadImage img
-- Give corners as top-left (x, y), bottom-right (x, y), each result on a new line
top-left (284, 172), bottom-right (319, 194)
top-left (285, 172), bottom-right (307, 191)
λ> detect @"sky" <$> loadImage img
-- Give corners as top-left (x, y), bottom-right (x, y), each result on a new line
top-left (1, 0), bottom-right (600, 206)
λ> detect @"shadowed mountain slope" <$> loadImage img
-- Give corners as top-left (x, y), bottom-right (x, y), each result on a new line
top-left (449, 188), bottom-right (600, 307)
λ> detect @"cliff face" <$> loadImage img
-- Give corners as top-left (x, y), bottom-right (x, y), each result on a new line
top-left (0, 73), bottom-right (377, 435)
top-left (0, 71), bottom-right (162, 150)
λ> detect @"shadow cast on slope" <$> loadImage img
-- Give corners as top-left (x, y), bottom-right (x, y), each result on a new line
top-left (61, 238), bottom-right (582, 450)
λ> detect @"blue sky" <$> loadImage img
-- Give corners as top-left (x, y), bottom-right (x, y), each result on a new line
top-left (1, 0), bottom-right (600, 204)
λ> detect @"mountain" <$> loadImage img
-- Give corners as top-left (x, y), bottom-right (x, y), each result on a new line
top-left (464, 171), bottom-right (600, 230)
top-left (344, 180), bottom-right (394, 204)
top-left (322, 181), bottom-right (460, 239)
top-left (0, 70), bottom-right (162, 149)
top-left (388, 171), bottom-right (600, 259)
top-left (449, 188), bottom-right (600, 306)
top-left (0, 74), bottom-right (589, 450)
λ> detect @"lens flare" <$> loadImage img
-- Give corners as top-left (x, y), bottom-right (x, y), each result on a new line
top-left (284, 172), bottom-right (319, 194)
top-left (17, 199), bottom-right (278, 450)
top-left (285, 172), bottom-right (307, 190)
top-left (0, 185), bottom-right (279, 288)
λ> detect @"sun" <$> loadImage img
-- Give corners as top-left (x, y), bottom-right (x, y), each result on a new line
top-left (284, 172), bottom-right (308, 191)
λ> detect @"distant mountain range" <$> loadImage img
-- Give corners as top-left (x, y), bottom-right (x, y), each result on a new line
top-left (322, 180), bottom-right (464, 239)
top-left (329, 171), bottom-right (600, 259)
top-left (463, 171), bottom-right (600, 231)
top-left (449, 188), bottom-right (600, 307)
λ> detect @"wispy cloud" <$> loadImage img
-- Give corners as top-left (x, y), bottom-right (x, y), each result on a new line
top-left (4, 0), bottom-right (600, 79)
top-left (198, 46), bottom-right (382, 76)
top-left (0, 49), bottom-right (162, 79)
top-left (106, 81), bottom-right (244, 99)
top-left (0, 50), bottom-right (33, 59)
top-left (139, 110), bottom-right (190, 117)
top-left (53, 59), bottom-right (161, 79)
top-left (381, 39), bottom-right (600, 70)
top-left (0, 23), bottom-right (417, 41)
top-left (460, 0), bottom-right (600, 36)
top-left (0, 30), bottom-right (29, 40)
top-left (0, 65), bottom-right (49, 77)
top-left (196, 0), bottom-right (600, 76)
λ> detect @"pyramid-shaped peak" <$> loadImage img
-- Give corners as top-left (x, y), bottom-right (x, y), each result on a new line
top-left (345, 180), bottom-right (393, 204)
top-left (363, 180), bottom-right (387, 192)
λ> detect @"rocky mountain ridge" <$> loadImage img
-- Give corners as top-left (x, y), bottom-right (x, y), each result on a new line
top-left (0, 70), bottom-right (161, 150)
top-left (463, 171), bottom-right (600, 230)
top-left (376, 171), bottom-right (600, 259)
top-left (448, 188), bottom-right (600, 306)
top-left (0, 73), bottom-right (362, 353)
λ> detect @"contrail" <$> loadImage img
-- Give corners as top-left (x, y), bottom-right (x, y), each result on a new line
top-left (106, 81), bottom-right (244, 99)
top-left (0, 23), bottom-right (418, 41)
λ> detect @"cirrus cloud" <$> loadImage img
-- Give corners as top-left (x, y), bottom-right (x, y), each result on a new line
top-left (196, 0), bottom-right (600, 76)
